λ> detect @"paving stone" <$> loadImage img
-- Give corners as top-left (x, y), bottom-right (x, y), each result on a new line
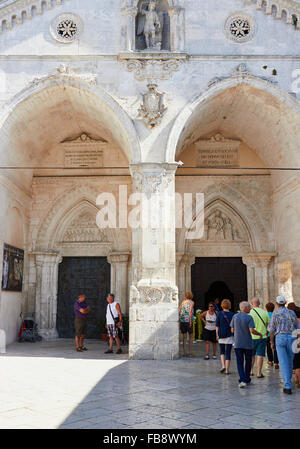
top-left (1, 340), bottom-right (299, 430)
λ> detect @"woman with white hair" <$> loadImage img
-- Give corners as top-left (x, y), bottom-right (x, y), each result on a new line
top-left (230, 301), bottom-right (263, 388)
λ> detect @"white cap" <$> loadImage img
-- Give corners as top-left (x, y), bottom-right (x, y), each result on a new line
top-left (276, 295), bottom-right (286, 305)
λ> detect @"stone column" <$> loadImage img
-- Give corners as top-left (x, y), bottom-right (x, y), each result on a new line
top-left (276, 261), bottom-right (294, 304)
top-left (121, 7), bottom-right (138, 51)
top-left (107, 252), bottom-right (131, 314)
top-left (243, 253), bottom-right (276, 305)
top-left (176, 252), bottom-right (185, 301)
top-left (183, 254), bottom-right (196, 293)
top-left (176, 253), bottom-right (195, 301)
top-left (129, 163), bottom-right (179, 360)
top-left (34, 252), bottom-right (61, 340)
top-left (168, 6), bottom-right (185, 52)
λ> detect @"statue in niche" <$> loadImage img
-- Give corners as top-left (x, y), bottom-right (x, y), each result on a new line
top-left (136, 1), bottom-right (170, 51)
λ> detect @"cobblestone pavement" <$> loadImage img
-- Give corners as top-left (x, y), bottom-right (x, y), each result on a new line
top-left (1, 339), bottom-right (299, 429)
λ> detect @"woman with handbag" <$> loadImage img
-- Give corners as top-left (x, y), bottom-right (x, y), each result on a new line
top-left (105, 293), bottom-right (123, 354)
top-left (200, 302), bottom-right (218, 360)
top-left (216, 299), bottom-right (234, 374)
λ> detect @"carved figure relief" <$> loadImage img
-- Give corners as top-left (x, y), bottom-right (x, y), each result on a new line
top-left (136, 0), bottom-right (170, 51)
top-left (204, 210), bottom-right (244, 242)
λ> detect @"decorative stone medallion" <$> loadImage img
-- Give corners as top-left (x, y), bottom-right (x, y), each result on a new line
top-left (225, 13), bottom-right (256, 43)
top-left (50, 13), bottom-right (83, 43)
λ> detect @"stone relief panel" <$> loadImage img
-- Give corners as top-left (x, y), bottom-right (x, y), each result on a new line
top-left (204, 209), bottom-right (246, 242)
top-left (61, 212), bottom-right (108, 243)
top-left (130, 284), bottom-right (178, 304)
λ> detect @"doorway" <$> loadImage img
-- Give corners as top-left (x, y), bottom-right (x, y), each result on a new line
top-left (191, 257), bottom-right (247, 312)
top-left (57, 257), bottom-right (111, 338)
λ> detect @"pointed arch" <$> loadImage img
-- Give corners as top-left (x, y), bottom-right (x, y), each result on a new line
top-left (166, 75), bottom-right (300, 167)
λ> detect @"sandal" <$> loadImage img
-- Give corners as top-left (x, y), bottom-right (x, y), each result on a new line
top-left (257, 374), bottom-right (265, 378)
top-left (220, 368), bottom-right (226, 373)
top-left (76, 347), bottom-right (82, 352)
top-left (80, 346), bottom-right (88, 351)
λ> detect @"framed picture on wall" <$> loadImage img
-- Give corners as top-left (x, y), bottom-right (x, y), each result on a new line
top-left (1, 243), bottom-right (24, 292)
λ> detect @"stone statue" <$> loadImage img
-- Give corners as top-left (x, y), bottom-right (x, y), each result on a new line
top-left (137, 1), bottom-right (162, 50)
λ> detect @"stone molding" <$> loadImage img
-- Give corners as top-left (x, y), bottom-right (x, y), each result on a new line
top-left (0, 0), bottom-right (71, 35)
top-left (207, 63), bottom-right (278, 89)
top-left (244, 0), bottom-right (300, 29)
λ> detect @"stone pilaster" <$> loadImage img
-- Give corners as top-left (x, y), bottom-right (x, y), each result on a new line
top-left (107, 252), bottom-right (131, 314)
top-left (121, 7), bottom-right (138, 52)
top-left (34, 252), bottom-right (61, 339)
top-left (129, 163), bottom-right (179, 360)
top-left (243, 253), bottom-right (276, 305)
top-left (168, 6), bottom-right (185, 52)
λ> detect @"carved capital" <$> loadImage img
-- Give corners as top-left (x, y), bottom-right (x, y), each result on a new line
top-left (107, 252), bottom-right (131, 264)
top-left (130, 163), bottom-right (177, 198)
top-left (243, 253), bottom-right (277, 268)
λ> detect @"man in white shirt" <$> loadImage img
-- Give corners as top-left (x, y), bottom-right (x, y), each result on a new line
top-left (105, 293), bottom-right (123, 354)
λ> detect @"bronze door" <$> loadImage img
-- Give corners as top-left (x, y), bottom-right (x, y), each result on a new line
top-left (191, 257), bottom-right (247, 312)
top-left (57, 257), bottom-right (111, 338)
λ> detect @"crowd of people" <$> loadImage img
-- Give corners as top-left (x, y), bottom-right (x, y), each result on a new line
top-left (73, 290), bottom-right (300, 393)
top-left (179, 292), bottom-right (300, 393)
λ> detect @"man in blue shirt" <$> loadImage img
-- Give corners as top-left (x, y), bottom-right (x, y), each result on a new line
top-left (74, 294), bottom-right (90, 352)
top-left (230, 301), bottom-right (263, 388)
top-left (268, 296), bottom-right (298, 394)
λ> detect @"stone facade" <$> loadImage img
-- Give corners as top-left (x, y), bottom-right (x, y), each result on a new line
top-left (0, 0), bottom-right (300, 359)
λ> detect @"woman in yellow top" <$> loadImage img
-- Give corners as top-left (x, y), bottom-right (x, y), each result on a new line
top-left (179, 291), bottom-right (195, 357)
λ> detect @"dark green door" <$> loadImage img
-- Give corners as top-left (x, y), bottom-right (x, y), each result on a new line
top-left (57, 257), bottom-right (110, 338)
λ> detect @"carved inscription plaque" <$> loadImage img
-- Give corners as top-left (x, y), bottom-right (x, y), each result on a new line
top-left (62, 133), bottom-right (106, 168)
top-left (195, 133), bottom-right (241, 168)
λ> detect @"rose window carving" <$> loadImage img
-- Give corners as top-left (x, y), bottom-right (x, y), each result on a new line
top-left (225, 14), bottom-right (256, 43)
top-left (230, 18), bottom-right (250, 40)
top-left (57, 19), bottom-right (78, 41)
top-left (50, 14), bottom-right (83, 43)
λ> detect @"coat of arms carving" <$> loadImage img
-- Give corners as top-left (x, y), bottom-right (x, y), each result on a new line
top-left (138, 82), bottom-right (167, 128)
